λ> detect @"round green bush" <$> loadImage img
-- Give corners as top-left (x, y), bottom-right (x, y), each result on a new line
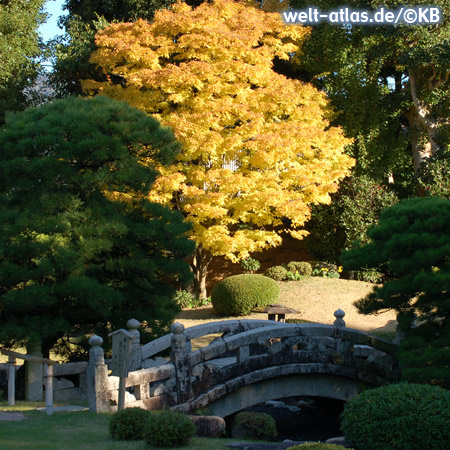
top-left (211, 274), bottom-right (280, 315)
top-left (234, 411), bottom-right (277, 441)
top-left (287, 261), bottom-right (313, 276)
top-left (287, 444), bottom-right (353, 450)
top-left (340, 382), bottom-right (450, 450)
top-left (109, 407), bottom-right (151, 440)
top-left (264, 265), bottom-right (288, 281)
top-left (143, 410), bottom-right (196, 447)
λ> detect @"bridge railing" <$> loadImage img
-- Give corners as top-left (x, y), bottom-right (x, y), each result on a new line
top-left (87, 310), bottom-right (400, 413)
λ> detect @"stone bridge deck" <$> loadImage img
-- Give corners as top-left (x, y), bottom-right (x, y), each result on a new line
top-left (100, 311), bottom-right (400, 416)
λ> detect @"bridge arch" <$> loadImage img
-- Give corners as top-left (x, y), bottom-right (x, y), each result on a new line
top-left (206, 373), bottom-right (366, 417)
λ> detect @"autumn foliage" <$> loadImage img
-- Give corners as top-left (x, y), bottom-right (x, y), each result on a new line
top-left (84, 0), bottom-right (354, 297)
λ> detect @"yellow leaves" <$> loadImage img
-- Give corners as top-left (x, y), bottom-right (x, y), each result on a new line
top-left (84, 0), bottom-right (355, 262)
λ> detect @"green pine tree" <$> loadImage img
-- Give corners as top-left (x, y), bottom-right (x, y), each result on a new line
top-left (0, 95), bottom-right (194, 357)
top-left (342, 196), bottom-right (450, 387)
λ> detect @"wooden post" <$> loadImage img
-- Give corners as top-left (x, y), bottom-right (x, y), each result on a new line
top-left (45, 364), bottom-right (54, 416)
top-left (7, 356), bottom-right (16, 406)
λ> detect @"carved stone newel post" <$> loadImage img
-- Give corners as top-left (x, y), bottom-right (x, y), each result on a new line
top-left (87, 335), bottom-right (110, 412)
top-left (170, 322), bottom-right (191, 404)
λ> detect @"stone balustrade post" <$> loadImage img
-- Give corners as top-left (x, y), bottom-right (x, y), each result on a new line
top-left (170, 323), bottom-right (191, 404)
top-left (333, 309), bottom-right (350, 362)
top-left (87, 335), bottom-right (110, 412)
top-left (127, 318), bottom-right (142, 371)
top-left (25, 339), bottom-right (43, 401)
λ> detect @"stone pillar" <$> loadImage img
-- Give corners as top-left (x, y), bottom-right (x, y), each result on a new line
top-left (334, 309), bottom-right (349, 362)
top-left (127, 318), bottom-right (142, 371)
top-left (25, 339), bottom-right (43, 401)
top-left (170, 322), bottom-right (191, 404)
top-left (334, 309), bottom-right (346, 328)
top-left (87, 335), bottom-right (110, 412)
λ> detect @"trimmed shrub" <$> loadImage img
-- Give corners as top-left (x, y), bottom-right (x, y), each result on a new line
top-left (264, 265), bottom-right (288, 281)
top-left (287, 444), bottom-right (353, 450)
top-left (211, 274), bottom-right (280, 316)
top-left (287, 261), bottom-right (313, 276)
top-left (234, 411), bottom-right (277, 441)
top-left (109, 407), bottom-right (151, 440)
top-left (143, 410), bottom-right (196, 447)
top-left (340, 382), bottom-right (450, 450)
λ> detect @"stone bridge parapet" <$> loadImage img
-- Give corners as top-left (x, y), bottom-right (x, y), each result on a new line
top-left (86, 310), bottom-right (400, 414)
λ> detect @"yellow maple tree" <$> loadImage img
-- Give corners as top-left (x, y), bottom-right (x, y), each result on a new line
top-left (84, 0), bottom-right (354, 298)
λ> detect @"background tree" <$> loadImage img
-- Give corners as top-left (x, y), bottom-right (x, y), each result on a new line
top-left (0, 0), bottom-right (46, 123)
top-left (290, 0), bottom-right (450, 178)
top-left (341, 196), bottom-right (450, 387)
top-left (306, 175), bottom-right (398, 279)
top-left (84, 0), bottom-right (355, 298)
top-left (0, 95), bottom-right (194, 357)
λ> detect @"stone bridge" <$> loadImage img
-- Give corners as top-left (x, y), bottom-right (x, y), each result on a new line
top-left (87, 310), bottom-right (400, 416)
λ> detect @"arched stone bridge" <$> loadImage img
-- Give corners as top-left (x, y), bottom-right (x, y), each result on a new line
top-left (96, 311), bottom-right (400, 416)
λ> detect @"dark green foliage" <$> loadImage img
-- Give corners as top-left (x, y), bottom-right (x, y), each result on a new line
top-left (240, 257), bottom-right (261, 273)
top-left (340, 382), bottom-right (450, 450)
top-left (417, 149), bottom-right (450, 198)
top-left (0, 0), bottom-right (46, 122)
top-left (173, 289), bottom-right (210, 309)
top-left (341, 197), bottom-right (450, 386)
top-left (306, 175), bottom-right (398, 264)
top-left (109, 407), bottom-right (151, 440)
top-left (287, 261), bottom-right (312, 276)
top-left (399, 325), bottom-right (450, 388)
top-left (211, 274), bottom-right (280, 316)
top-left (0, 96), bottom-right (194, 355)
top-left (287, 444), bottom-right (353, 450)
top-left (142, 410), bottom-right (196, 447)
top-left (234, 411), bottom-right (277, 441)
top-left (264, 266), bottom-right (288, 281)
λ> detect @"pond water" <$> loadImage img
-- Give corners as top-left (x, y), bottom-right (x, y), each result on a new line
top-left (228, 396), bottom-right (345, 442)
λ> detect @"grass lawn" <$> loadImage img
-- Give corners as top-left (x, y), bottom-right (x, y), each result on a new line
top-left (176, 277), bottom-right (398, 334)
top-left (0, 405), bottom-right (247, 450)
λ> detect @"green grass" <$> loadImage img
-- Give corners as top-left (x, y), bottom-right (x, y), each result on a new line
top-left (0, 408), bottom-right (258, 449)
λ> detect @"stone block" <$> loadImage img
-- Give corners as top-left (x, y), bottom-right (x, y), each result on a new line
top-left (201, 341), bottom-right (227, 362)
top-left (191, 393), bottom-right (209, 411)
top-left (53, 377), bottom-right (75, 390)
top-left (243, 370), bottom-right (263, 385)
top-left (142, 357), bottom-right (169, 369)
top-left (108, 375), bottom-right (120, 391)
top-left (150, 382), bottom-right (164, 397)
top-left (207, 384), bottom-right (226, 402)
top-left (164, 377), bottom-right (176, 394)
top-left (109, 389), bottom-right (136, 405)
top-left (236, 345), bottom-right (249, 362)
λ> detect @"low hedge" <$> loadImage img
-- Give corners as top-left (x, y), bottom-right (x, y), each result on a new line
top-left (340, 382), bottom-right (450, 450)
top-left (142, 410), bottom-right (196, 447)
top-left (234, 411), bottom-right (277, 441)
top-left (109, 407), bottom-right (151, 440)
top-left (211, 274), bottom-right (280, 315)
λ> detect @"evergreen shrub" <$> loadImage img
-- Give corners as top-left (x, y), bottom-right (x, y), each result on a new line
top-left (287, 444), bottom-right (353, 450)
top-left (109, 407), bottom-right (151, 440)
top-left (340, 382), bottom-right (450, 450)
top-left (211, 274), bottom-right (280, 315)
top-left (264, 265), bottom-right (288, 281)
top-left (234, 411), bottom-right (277, 441)
top-left (287, 261), bottom-right (313, 276)
top-left (142, 410), bottom-right (196, 447)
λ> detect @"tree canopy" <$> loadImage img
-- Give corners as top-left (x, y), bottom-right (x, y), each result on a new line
top-left (84, 0), bottom-right (355, 297)
top-left (0, 0), bottom-right (46, 122)
top-left (0, 95), bottom-right (194, 356)
top-left (341, 196), bottom-right (450, 386)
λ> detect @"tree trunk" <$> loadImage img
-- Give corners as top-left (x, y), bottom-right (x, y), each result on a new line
top-left (407, 69), bottom-right (448, 170)
top-left (191, 245), bottom-right (213, 299)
